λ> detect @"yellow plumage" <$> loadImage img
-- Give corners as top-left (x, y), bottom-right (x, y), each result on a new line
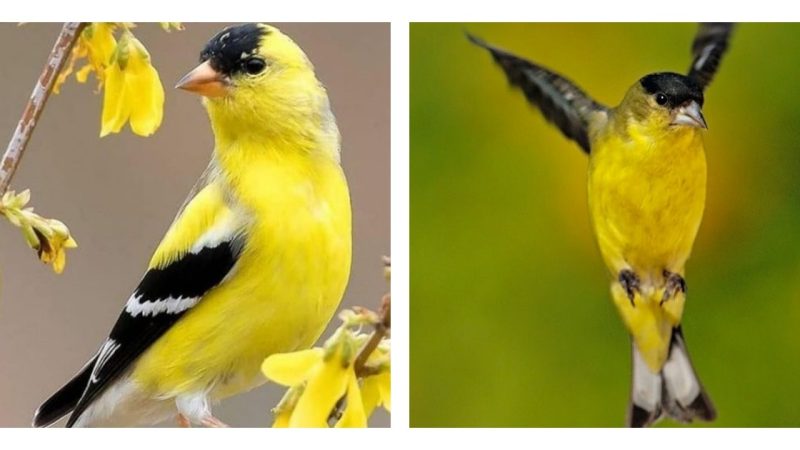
top-left (35, 23), bottom-right (351, 428)
top-left (135, 24), bottom-right (351, 414)
top-left (588, 83), bottom-right (706, 371)
top-left (470, 24), bottom-right (730, 426)
top-left (136, 155), bottom-right (351, 399)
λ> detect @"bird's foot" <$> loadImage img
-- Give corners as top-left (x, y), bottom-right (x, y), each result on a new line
top-left (618, 269), bottom-right (640, 307)
top-left (177, 414), bottom-right (191, 428)
top-left (201, 416), bottom-right (229, 428)
top-left (661, 270), bottom-right (686, 305)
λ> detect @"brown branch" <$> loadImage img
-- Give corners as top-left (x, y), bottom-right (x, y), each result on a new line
top-left (0, 22), bottom-right (86, 194)
top-left (354, 293), bottom-right (391, 377)
top-left (354, 257), bottom-right (391, 378)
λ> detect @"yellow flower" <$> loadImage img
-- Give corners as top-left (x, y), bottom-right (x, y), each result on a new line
top-left (101, 31), bottom-right (165, 137)
top-left (34, 218), bottom-right (78, 274)
top-left (55, 23), bottom-right (117, 93)
top-left (335, 371), bottom-right (366, 428)
top-left (361, 347), bottom-right (391, 415)
top-left (0, 189), bottom-right (77, 274)
top-left (263, 303), bottom-right (390, 428)
top-left (271, 383), bottom-right (305, 428)
top-left (53, 23), bottom-right (179, 137)
top-left (263, 333), bottom-right (367, 427)
top-left (160, 22), bottom-right (184, 32)
top-left (272, 403), bottom-right (293, 428)
top-left (82, 23), bottom-right (117, 83)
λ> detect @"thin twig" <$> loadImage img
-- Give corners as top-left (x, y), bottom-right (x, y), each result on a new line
top-left (0, 22), bottom-right (86, 193)
top-left (354, 257), bottom-right (391, 378)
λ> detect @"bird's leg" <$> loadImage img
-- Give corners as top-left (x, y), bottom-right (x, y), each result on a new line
top-left (618, 269), bottom-right (640, 307)
top-left (661, 270), bottom-right (686, 305)
top-left (200, 416), bottom-right (229, 428)
top-left (176, 394), bottom-right (227, 428)
top-left (176, 414), bottom-right (191, 428)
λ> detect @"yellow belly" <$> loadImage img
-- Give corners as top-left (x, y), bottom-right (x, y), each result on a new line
top-left (132, 157), bottom-right (351, 399)
top-left (588, 129), bottom-right (706, 281)
top-left (588, 126), bottom-right (706, 370)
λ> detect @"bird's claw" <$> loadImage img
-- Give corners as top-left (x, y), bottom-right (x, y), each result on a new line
top-left (661, 270), bottom-right (686, 305)
top-left (618, 269), bottom-right (640, 307)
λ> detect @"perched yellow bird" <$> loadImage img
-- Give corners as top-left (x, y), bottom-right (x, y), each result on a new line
top-left (471, 23), bottom-right (733, 426)
top-left (33, 23), bottom-right (351, 427)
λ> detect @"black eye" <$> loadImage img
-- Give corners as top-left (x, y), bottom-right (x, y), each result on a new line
top-left (243, 57), bottom-right (266, 75)
top-left (655, 93), bottom-right (668, 106)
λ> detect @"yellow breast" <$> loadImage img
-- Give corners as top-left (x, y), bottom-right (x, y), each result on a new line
top-left (588, 123), bottom-right (706, 280)
top-left (133, 146), bottom-right (351, 399)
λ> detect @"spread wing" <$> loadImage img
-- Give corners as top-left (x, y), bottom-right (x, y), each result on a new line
top-left (687, 23), bottom-right (735, 91)
top-left (468, 33), bottom-right (608, 154)
top-left (66, 179), bottom-right (245, 427)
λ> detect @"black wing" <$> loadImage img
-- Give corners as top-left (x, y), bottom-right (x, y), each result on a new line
top-left (687, 23), bottom-right (735, 91)
top-left (468, 33), bottom-right (608, 154)
top-left (65, 239), bottom-right (242, 427)
top-left (33, 355), bottom-right (97, 427)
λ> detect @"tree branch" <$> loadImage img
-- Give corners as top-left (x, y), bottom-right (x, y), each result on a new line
top-left (354, 257), bottom-right (391, 378)
top-left (0, 22), bottom-right (86, 194)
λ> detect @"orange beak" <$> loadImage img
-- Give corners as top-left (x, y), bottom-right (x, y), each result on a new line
top-left (175, 61), bottom-right (228, 97)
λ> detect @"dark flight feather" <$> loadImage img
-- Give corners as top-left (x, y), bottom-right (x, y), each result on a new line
top-left (687, 23), bottom-right (735, 91)
top-left (35, 239), bottom-right (243, 427)
top-left (468, 33), bottom-right (608, 154)
top-left (64, 241), bottom-right (241, 427)
top-left (33, 356), bottom-right (97, 427)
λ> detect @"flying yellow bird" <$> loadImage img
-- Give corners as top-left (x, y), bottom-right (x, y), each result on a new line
top-left (471, 23), bottom-right (733, 427)
top-left (33, 23), bottom-right (351, 427)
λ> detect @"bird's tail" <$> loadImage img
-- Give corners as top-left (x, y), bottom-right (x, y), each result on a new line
top-left (32, 356), bottom-right (95, 427)
top-left (628, 327), bottom-right (716, 427)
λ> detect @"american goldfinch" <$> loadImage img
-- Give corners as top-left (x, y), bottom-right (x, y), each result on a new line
top-left (33, 23), bottom-right (351, 427)
top-left (471, 23), bottom-right (733, 427)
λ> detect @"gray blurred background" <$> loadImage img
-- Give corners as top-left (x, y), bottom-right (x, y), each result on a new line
top-left (0, 23), bottom-right (389, 427)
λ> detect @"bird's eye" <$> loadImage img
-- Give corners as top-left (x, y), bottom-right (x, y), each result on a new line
top-left (243, 57), bottom-right (266, 75)
top-left (655, 93), bottom-right (668, 106)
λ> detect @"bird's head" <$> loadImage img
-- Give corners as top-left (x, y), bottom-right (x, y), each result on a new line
top-left (177, 23), bottom-right (335, 146)
top-left (620, 72), bottom-right (707, 133)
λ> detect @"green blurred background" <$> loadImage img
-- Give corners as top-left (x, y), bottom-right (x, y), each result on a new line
top-left (410, 23), bottom-right (800, 427)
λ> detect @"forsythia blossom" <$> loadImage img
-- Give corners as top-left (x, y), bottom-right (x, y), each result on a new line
top-left (262, 309), bottom-right (391, 428)
top-left (101, 31), bottom-right (164, 137)
top-left (361, 343), bottom-right (391, 416)
top-left (55, 23), bottom-right (116, 93)
top-left (0, 190), bottom-right (77, 274)
top-left (54, 22), bottom-right (179, 137)
top-left (160, 22), bottom-right (184, 32)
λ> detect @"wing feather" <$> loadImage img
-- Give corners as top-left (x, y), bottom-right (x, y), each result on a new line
top-left (687, 23), bottom-right (735, 91)
top-left (469, 33), bottom-right (608, 154)
top-left (66, 180), bottom-right (245, 427)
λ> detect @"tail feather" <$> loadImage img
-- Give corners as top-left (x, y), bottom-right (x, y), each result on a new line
top-left (33, 357), bottom-right (95, 428)
top-left (628, 327), bottom-right (715, 427)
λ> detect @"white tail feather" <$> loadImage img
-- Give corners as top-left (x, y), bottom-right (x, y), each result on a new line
top-left (628, 328), bottom-right (716, 427)
top-left (662, 339), bottom-right (701, 406)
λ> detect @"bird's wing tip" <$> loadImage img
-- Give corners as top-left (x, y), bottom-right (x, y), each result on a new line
top-left (31, 407), bottom-right (53, 428)
top-left (464, 31), bottom-right (487, 48)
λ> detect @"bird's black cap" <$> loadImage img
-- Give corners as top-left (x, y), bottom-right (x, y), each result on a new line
top-left (200, 23), bottom-right (269, 76)
top-left (640, 72), bottom-right (704, 108)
